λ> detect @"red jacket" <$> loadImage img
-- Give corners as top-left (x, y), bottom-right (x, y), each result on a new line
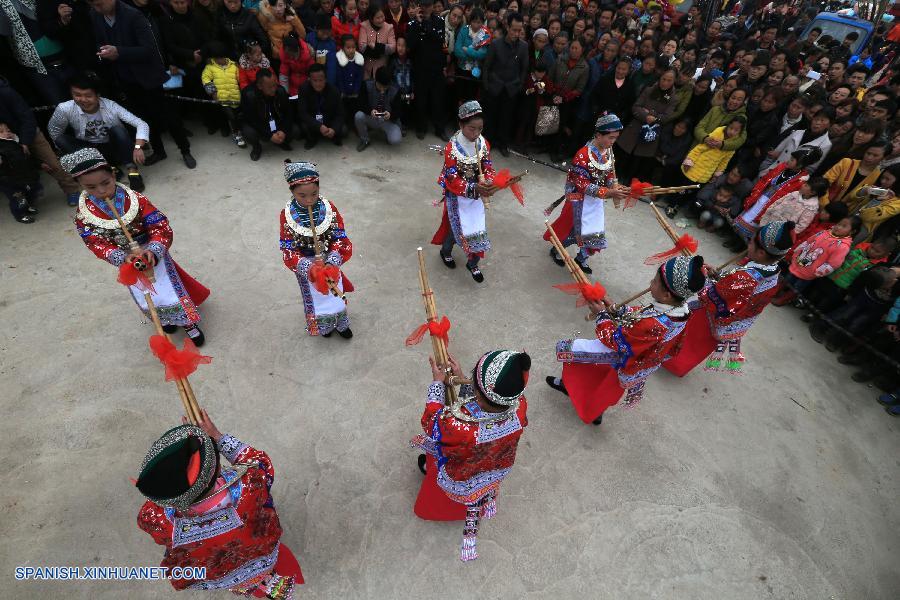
top-left (331, 16), bottom-right (360, 43)
top-left (743, 163), bottom-right (809, 223)
top-left (279, 41), bottom-right (314, 96)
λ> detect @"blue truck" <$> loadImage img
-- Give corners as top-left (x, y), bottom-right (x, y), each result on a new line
top-left (800, 11), bottom-right (876, 54)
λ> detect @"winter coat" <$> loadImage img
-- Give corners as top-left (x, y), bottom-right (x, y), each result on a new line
top-left (335, 49), bottom-right (365, 96)
top-left (279, 41), bottom-right (314, 96)
top-left (160, 8), bottom-right (208, 70)
top-left (742, 163), bottom-right (810, 223)
top-left (693, 104), bottom-right (748, 151)
top-left (758, 190), bottom-right (821, 233)
top-left (306, 32), bottom-right (338, 85)
top-left (859, 195), bottom-right (900, 240)
top-left (237, 54), bottom-right (271, 89)
top-left (824, 158), bottom-right (882, 212)
top-left (789, 230), bottom-right (853, 280)
top-left (257, 3), bottom-right (306, 57)
top-left (202, 59), bottom-right (241, 106)
top-left (220, 5), bottom-right (271, 59)
top-left (656, 123), bottom-right (694, 168)
top-left (331, 15), bottom-right (360, 43)
top-left (616, 85), bottom-right (678, 157)
top-left (761, 129), bottom-right (831, 175)
top-left (358, 20), bottom-right (396, 80)
top-left (240, 84), bottom-right (293, 138)
top-left (453, 24), bottom-right (491, 73)
top-left (665, 82), bottom-right (693, 124)
top-left (89, 0), bottom-right (168, 90)
top-left (681, 127), bottom-right (739, 183)
top-left (590, 70), bottom-right (635, 122)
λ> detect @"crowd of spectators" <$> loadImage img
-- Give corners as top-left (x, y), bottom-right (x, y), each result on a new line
top-left (3, 0), bottom-right (900, 412)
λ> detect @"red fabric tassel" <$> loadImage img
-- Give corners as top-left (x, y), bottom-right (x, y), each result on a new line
top-left (492, 169), bottom-right (526, 205)
top-left (308, 261), bottom-right (341, 295)
top-left (405, 316), bottom-right (452, 346)
top-left (629, 179), bottom-right (654, 197)
top-left (117, 261), bottom-right (155, 293)
top-left (643, 234), bottom-right (699, 264)
top-left (553, 281), bottom-right (607, 307)
top-left (148, 335), bottom-right (212, 381)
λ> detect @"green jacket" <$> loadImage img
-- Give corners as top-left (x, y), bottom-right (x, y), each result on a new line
top-left (828, 245), bottom-right (882, 289)
top-left (693, 104), bottom-right (748, 151)
top-left (665, 83), bottom-right (693, 124)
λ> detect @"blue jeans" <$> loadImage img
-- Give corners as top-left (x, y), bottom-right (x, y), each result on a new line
top-left (54, 125), bottom-right (134, 168)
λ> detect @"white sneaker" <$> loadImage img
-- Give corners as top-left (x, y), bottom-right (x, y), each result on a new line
top-left (233, 133), bottom-right (246, 148)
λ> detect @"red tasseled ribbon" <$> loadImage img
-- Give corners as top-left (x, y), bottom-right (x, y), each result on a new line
top-left (308, 262), bottom-right (341, 295)
top-left (117, 261), bottom-right (156, 293)
top-left (643, 234), bottom-right (699, 265)
top-left (148, 335), bottom-right (212, 381)
top-left (492, 169), bottom-right (526, 206)
top-left (553, 281), bottom-right (607, 307)
top-left (629, 179), bottom-right (654, 197)
top-left (405, 316), bottom-right (452, 347)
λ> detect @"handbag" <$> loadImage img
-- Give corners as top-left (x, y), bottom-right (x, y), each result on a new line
top-left (535, 105), bottom-right (560, 136)
top-left (640, 123), bottom-right (659, 143)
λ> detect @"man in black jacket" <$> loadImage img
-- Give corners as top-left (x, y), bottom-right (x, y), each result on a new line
top-left (482, 11), bottom-right (527, 156)
top-left (88, 0), bottom-right (196, 168)
top-left (405, 0), bottom-right (447, 141)
top-left (297, 63), bottom-right (343, 150)
top-left (36, 0), bottom-right (97, 72)
top-left (219, 0), bottom-right (271, 59)
top-left (240, 68), bottom-right (296, 160)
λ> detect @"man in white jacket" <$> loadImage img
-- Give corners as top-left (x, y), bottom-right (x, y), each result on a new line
top-left (759, 107), bottom-right (833, 175)
top-left (48, 75), bottom-right (149, 191)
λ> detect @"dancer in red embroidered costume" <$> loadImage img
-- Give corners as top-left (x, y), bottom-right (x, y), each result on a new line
top-left (137, 411), bottom-right (303, 599)
top-left (665, 221), bottom-right (795, 376)
top-left (431, 100), bottom-right (497, 283)
top-left (62, 148), bottom-right (209, 345)
top-left (279, 160), bottom-right (355, 338)
top-left (544, 112), bottom-right (631, 275)
top-left (547, 255), bottom-right (706, 425)
top-left (411, 350), bottom-right (530, 561)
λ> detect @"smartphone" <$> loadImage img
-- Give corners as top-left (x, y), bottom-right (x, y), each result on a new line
top-left (807, 70), bottom-right (822, 81)
top-left (710, 68), bottom-right (724, 78)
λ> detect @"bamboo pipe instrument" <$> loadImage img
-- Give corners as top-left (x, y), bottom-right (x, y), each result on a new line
top-left (416, 248), bottom-right (459, 406)
top-left (102, 196), bottom-right (202, 424)
top-left (649, 202), bottom-right (695, 257)
top-left (544, 220), bottom-right (590, 285)
top-left (306, 204), bottom-right (346, 301)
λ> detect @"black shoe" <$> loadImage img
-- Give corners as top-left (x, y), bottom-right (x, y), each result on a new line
top-left (127, 172), bottom-right (145, 192)
top-left (591, 414), bottom-right (603, 426)
top-left (304, 138), bottom-right (318, 150)
top-left (162, 324), bottom-right (178, 334)
top-left (356, 139), bottom-right (369, 152)
top-left (143, 152), bottom-right (167, 166)
top-left (279, 142), bottom-right (293, 152)
top-left (808, 323), bottom-right (827, 343)
top-left (338, 328), bottom-right (353, 339)
top-left (575, 257), bottom-right (593, 275)
top-left (467, 264), bottom-right (484, 283)
top-left (25, 203), bottom-right (38, 214)
top-left (439, 249), bottom-right (456, 268)
top-left (250, 146), bottom-right (262, 161)
top-left (800, 313), bottom-right (814, 323)
top-left (549, 247), bottom-right (565, 267)
top-left (416, 130), bottom-right (425, 140)
top-left (185, 325), bottom-right (205, 347)
top-left (436, 129), bottom-right (450, 142)
top-left (14, 214), bottom-right (35, 223)
top-left (545, 376), bottom-right (569, 396)
top-left (181, 152), bottom-right (196, 169)
top-left (665, 205), bottom-right (678, 218)
top-left (498, 146), bottom-right (510, 157)
top-left (417, 454), bottom-right (427, 474)
top-left (321, 329), bottom-right (333, 338)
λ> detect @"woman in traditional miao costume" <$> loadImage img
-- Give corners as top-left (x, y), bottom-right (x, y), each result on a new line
top-left (278, 160), bottom-right (355, 338)
top-left (63, 148), bottom-right (209, 345)
top-left (431, 100), bottom-right (497, 283)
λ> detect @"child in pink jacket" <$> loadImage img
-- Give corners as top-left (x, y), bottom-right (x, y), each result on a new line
top-left (781, 215), bottom-right (861, 299)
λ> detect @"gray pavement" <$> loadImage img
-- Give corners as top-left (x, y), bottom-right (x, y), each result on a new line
top-left (1, 130), bottom-right (898, 599)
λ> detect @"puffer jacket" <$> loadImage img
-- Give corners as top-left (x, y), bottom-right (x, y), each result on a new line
top-left (257, 2), bottom-right (305, 57)
top-left (694, 104), bottom-right (748, 150)
top-left (681, 126), bottom-right (739, 184)
top-left (279, 40), bottom-right (314, 96)
top-left (202, 59), bottom-right (241, 106)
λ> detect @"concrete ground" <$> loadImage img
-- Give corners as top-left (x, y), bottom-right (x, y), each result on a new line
top-left (1, 128), bottom-right (899, 600)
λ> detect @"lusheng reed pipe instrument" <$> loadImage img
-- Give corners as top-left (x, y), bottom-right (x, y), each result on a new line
top-left (650, 202), bottom-right (696, 258)
top-left (101, 196), bottom-right (203, 424)
top-left (307, 204), bottom-right (346, 302)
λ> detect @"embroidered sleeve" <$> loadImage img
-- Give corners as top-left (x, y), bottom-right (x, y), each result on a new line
top-left (219, 435), bottom-right (276, 488)
top-left (565, 148), bottom-right (593, 199)
top-left (481, 140), bottom-right (496, 182)
top-left (597, 314), bottom-right (670, 377)
top-left (75, 213), bottom-right (126, 266)
top-left (328, 204), bottom-right (352, 264)
top-left (427, 381), bottom-right (445, 405)
top-left (137, 194), bottom-right (172, 253)
top-left (279, 211), bottom-right (301, 271)
top-left (137, 500), bottom-right (173, 547)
